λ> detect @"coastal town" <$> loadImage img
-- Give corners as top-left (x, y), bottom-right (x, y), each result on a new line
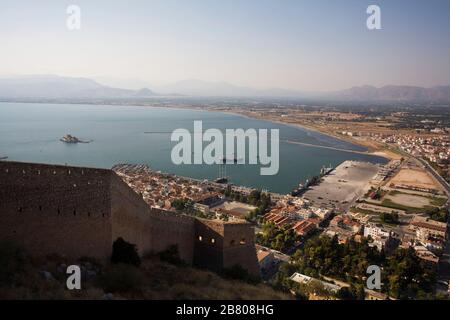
top-left (90, 98), bottom-right (449, 300)
top-left (113, 129), bottom-right (449, 300)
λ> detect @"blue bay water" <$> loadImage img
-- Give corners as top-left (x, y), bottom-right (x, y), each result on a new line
top-left (0, 102), bottom-right (387, 194)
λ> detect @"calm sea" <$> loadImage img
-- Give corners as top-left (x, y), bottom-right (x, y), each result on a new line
top-left (0, 102), bottom-right (387, 194)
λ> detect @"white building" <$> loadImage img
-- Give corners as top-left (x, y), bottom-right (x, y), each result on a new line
top-left (290, 272), bottom-right (340, 293)
top-left (311, 207), bottom-right (333, 220)
top-left (364, 223), bottom-right (390, 239)
top-left (364, 223), bottom-right (393, 251)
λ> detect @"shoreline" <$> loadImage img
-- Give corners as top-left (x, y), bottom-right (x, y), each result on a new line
top-left (166, 105), bottom-right (395, 161)
top-left (207, 109), bottom-right (396, 161)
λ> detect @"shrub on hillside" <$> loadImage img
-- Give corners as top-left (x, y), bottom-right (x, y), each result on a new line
top-left (221, 265), bottom-right (260, 284)
top-left (0, 241), bottom-right (27, 286)
top-left (111, 237), bottom-right (141, 267)
top-left (98, 263), bottom-right (144, 293)
top-left (159, 245), bottom-right (186, 266)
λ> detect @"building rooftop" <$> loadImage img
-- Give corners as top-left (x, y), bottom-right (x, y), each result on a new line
top-left (411, 216), bottom-right (447, 233)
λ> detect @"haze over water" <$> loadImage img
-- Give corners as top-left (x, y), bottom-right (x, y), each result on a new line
top-left (0, 102), bottom-right (387, 194)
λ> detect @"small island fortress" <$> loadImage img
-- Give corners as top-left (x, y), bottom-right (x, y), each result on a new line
top-left (0, 161), bottom-right (260, 277)
top-left (60, 134), bottom-right (91, 143)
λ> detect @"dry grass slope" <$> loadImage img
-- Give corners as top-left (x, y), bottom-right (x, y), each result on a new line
top-left (135, 258), bottom-right (291, 300)
top-left (0, 241), bottom-right (291, 300)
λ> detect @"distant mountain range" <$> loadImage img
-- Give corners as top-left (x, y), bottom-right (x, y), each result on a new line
top-left (1, 75), bottom-right (450, 103)
top-left (151, 79), bottom-right (307, 98)
top-left (0, 75), bottom-right (156, 99)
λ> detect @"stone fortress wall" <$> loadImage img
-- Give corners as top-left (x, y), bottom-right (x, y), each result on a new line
top-left (0, 161), bottom-right (113, 260)
top-left (0, 161), bottom-right (259, 276)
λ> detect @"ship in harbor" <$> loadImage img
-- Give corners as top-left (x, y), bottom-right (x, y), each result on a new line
top-left (291, 183), bottom-right (305, 196)
top-left (291, 164), bottom-right (334, 196)
top-left (320, 164), bottom-right (334, 176)
top-left (215, 177), bottom-right (229, 184)
top-left (214, 156), bottom-right (242, 184)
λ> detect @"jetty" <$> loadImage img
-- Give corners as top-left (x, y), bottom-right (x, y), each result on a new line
top-left (283, 139), bottom-right (370, 156)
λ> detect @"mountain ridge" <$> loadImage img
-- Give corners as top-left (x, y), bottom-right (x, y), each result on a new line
top-left (1, 75), bottom-right (449, 102)
top-left (0, 75), bottom-right (155, 99)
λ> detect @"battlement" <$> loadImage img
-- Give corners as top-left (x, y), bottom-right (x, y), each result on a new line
top-left (0, 161), bottom-right (259, 277)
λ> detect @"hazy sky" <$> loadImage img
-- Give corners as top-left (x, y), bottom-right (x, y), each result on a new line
top-left (1, 0), bottom-right (450, 91)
